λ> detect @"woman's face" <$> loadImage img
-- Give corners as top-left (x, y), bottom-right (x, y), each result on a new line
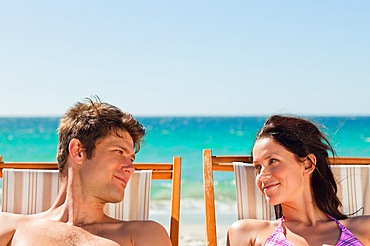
top-left (252, 137), bottom-right (306, 206)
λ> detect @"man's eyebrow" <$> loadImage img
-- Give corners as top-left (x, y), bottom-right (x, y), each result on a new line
top-left (113, 144), bottom-right (135, 158)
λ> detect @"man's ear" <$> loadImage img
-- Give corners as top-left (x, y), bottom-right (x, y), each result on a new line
top-left (303, 153), bottom-right (316, 175)
top-left (68, 138), bottom-right (86, 165)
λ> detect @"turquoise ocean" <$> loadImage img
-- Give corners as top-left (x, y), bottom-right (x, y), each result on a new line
top-left (1, 116), bottom-right (370, 224)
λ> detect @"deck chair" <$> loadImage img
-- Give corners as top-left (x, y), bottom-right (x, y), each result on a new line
top-left (0, 156), bottom-right (182, 246)
top-left (203, 149), bottom-right (370, 246)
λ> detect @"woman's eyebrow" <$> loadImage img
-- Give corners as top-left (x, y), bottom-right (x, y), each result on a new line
top-left (253, 154), bottom-right (272, 162)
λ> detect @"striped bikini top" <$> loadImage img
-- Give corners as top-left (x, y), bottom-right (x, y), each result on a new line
top-left (265, 214), bottom-right (363, 246)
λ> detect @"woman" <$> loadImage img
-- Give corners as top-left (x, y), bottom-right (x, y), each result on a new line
top-left (227, 115), bottom-right (370, 246)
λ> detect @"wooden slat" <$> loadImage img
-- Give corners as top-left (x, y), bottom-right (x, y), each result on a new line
top-left (0, 163), bottom-right (58, 169)
top-left (210, 156), bottom-right (370, 172)
top-left (134, 163), bottom-right (173, 170)
top-left (203, 149), bottom-right (217, 246)
top-left (329, 157), bottom-right (370, 165)
top-left (170, 156), bottom-right (182, 246)
top-left (212, 156), bottom-right (253, 164)
top-left (135, 163), bottom-right (174, 180)
top-left (152, 172), bottom-right (172, 180)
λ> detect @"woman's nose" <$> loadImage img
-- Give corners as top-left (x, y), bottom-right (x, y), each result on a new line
top-left (257, 167), bottom-right (272, 181)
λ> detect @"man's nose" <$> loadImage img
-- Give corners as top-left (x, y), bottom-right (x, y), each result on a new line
top-left (122, 162), bottom-right (135, 174)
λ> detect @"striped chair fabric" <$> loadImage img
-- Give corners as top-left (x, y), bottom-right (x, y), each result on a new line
top-left (2, 169), bottom-right (59, 214)
top-left (104, 170), bottom-right (152, 220)
top-left (1, 168), bottom-right (152, 220)
top-left (233, 162), bottom-right (370, 220)
top-left (331, 165), bottom-right (370, 215)
top-left (233, 162), bottom-right (275, 220)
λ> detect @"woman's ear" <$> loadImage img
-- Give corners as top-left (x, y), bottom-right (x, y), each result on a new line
top-left (303, 153), bottom-right (316, 175)
top-left (68, 138), bottom-right (86, 165)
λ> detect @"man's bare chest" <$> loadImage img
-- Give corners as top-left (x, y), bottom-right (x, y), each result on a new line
top-left (11, 221), bottom-right (125, 246)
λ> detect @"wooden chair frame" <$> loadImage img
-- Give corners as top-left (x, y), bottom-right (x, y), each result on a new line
top-left (0, 156), bottom-right (182, 246)
top-left (203, 149), bottom-right (370, 246)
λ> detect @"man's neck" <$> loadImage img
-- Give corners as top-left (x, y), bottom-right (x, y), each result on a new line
top-left (45, 170), bottom-right (111, 226)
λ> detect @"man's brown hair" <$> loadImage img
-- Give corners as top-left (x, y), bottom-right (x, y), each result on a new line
top-left (56, 96), bottom-right (145, 175)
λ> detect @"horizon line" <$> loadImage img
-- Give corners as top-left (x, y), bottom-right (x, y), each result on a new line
top-left (1, 114), bottom-right (370, 118)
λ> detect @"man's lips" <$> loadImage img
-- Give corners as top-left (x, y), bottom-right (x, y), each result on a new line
top-left (114, 175), bottom-right (128, 187)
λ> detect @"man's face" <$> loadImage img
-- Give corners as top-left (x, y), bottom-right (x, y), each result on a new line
top-left (80, 129), bottom-right (136, 204)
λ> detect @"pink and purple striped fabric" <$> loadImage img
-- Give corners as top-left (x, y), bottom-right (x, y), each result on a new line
top-left (265, 215), bottom-right (363, 246)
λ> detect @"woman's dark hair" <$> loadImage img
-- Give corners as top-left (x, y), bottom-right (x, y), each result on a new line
top-left (254, 115), bottom-right (347, 219)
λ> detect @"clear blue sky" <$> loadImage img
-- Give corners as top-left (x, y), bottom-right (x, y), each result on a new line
top-left (1, 1), bottom-right (369, 116)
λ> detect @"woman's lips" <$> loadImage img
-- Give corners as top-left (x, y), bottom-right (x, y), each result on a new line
top-left (262, 182), bottom-right (279, 192)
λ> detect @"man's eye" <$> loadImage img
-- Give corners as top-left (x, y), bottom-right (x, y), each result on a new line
top-left (116, 150), bottom-right (123, 155)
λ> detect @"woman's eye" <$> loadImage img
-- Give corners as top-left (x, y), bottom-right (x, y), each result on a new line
top-left (254, 165), bottom-right (262, 174)
top-left (269, 159), bottom-right (277, 164)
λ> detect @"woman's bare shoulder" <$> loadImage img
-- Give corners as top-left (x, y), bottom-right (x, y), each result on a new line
top-left (341, 215), bottom-right (370, 244)
top-left (229, 218), bottom-right (279, 232)
top-left (227, 219), bottom-right (279, 246)
top-left (344, 215), bottom-right (370, 228)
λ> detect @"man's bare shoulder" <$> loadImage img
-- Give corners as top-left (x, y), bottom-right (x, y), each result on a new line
top-left (0, 211), bottom-right (31, 228)
top-left (80, 218), bottom-right (171, 246)
top-left (0, 212), bottom-right (32, 245)
top-left (227, 219), bottom-right (278, 246)
top-left (119, 220), bottom-right (171, 246)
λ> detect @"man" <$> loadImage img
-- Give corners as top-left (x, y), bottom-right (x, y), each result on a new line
top-left (0, 97), bottom-right (172, 245)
